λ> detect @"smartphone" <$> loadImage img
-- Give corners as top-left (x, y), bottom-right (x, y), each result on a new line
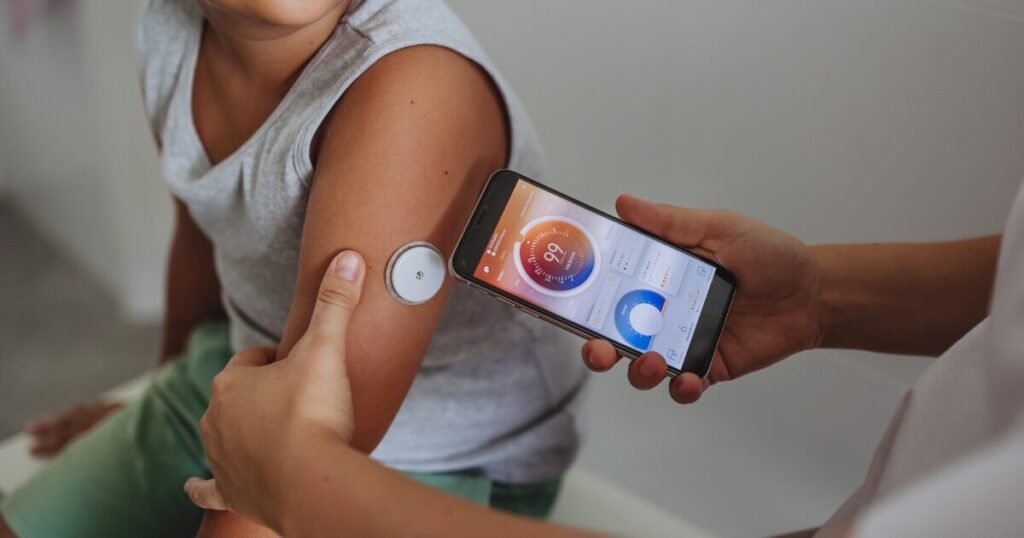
top-left (450, 170), bottom-right (736, 378)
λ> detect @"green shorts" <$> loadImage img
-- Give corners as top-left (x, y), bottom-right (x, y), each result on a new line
top-left (1, 322), bottom-right (560, 537)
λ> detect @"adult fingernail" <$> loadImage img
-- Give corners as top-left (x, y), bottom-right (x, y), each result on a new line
top-left (334, 251), bottom-right (361, 281)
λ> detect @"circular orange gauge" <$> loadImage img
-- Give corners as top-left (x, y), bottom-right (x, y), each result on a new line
top-left (514, 216), bottom-right (600, 297)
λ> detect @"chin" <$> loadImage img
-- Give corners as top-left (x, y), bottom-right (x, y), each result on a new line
top-left (201, 0), bottom-right (348, 27)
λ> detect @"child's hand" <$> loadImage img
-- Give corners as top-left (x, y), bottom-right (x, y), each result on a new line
top-left (184, 250), bottom-right (366, 531)
top-left (25, 400), bottom-right (123, 457)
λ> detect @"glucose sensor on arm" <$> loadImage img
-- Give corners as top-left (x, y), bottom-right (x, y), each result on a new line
top-left (385, 242), bottom-right (446, 305)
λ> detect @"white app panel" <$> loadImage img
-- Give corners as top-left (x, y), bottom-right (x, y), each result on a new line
top-left (638, 242), bottom-right (689, 296)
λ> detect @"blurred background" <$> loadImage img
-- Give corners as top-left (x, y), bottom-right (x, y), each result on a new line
top-left (1, 0), bottom-right (1022, 536)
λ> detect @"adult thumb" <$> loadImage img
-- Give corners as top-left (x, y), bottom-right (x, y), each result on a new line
top-left (616, 194), bottom-right (732, 248)
top-left (306, 251), bottom-right (366, 351)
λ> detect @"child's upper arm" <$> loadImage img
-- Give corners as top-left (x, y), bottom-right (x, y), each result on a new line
top-left (276, 45), bottom-right (510, 452)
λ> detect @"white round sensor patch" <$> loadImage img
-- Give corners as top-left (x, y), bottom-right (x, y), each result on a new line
top-left (385, 242), bottom-right (445, 305)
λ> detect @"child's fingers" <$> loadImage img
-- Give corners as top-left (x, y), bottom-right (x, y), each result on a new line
top-left (28, 416), bottom-right (72, 455)
top-left (29, 435), bottom-right (57, 456)
top-left (24, 416), bottom-right (52, 434)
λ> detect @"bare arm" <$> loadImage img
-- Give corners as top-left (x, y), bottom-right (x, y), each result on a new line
top-left (160, 199), bottom-right (226, 362)
top-left (197, 45), bottom-right (508, 536)
top-left (817, 236), bottom-right (1000, 356)
top-left (275, 45), bottom-right (508, 450)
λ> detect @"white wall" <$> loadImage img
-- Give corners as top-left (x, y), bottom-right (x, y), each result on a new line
top-left (445, 0), bottom-right (1024, 536)
top-left (0, 1), bottom-right (170, 321)
top-left (0, 143), bottom-right (7, 197)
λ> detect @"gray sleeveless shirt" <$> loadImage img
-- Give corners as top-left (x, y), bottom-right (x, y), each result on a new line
top-left (136, 0), bottom-right (586, 482)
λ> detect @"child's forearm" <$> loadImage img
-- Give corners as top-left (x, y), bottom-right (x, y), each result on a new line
top-left (160, 198), bottom-right (226, 363)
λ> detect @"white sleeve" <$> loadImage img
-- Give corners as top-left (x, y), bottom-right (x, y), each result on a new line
top-left (855, 424), bottom-right (1024, 537)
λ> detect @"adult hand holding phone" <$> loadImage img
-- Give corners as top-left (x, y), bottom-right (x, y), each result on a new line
top-left (582, 195), bottom-right (825, 404)
top-left (583, 194), bottom-right (1000, 405)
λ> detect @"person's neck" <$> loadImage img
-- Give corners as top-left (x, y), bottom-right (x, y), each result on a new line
top-left (198, 4), bottom-right (347, 91)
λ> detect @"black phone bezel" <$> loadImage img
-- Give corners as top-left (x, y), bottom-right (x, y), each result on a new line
top-left (451, 170), bottom-right (736, 378)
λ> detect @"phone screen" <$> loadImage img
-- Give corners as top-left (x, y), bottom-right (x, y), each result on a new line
top-left (472, 178), bottom-right (718, 370)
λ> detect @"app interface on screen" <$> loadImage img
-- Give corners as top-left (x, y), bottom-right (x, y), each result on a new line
top-left (473, 178), bottom-right (717, 369)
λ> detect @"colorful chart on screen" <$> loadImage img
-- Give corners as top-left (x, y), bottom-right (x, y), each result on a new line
top-left (613, 289), bottom-right (668, 350)
top-left (514, 216), bottom-right (600, 297)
